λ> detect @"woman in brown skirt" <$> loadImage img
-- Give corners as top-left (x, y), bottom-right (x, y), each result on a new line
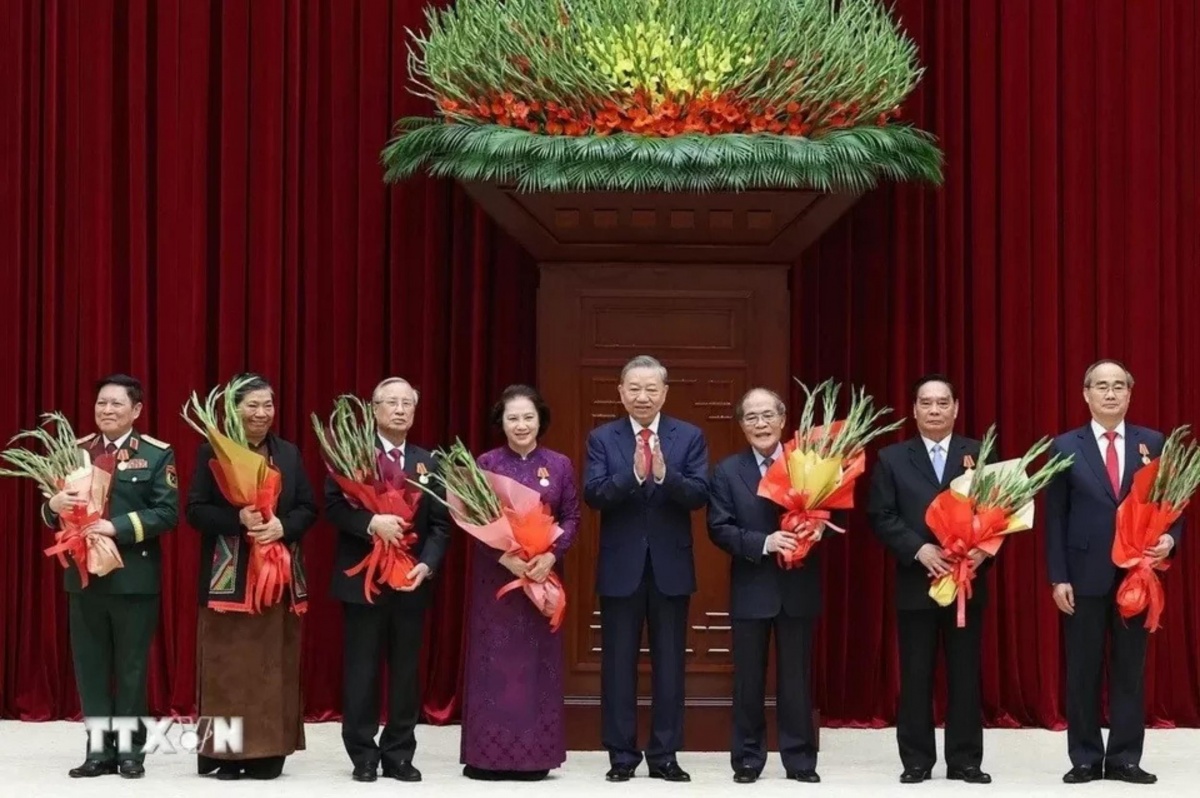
top-left (185, 374), bottom-right (317, 780)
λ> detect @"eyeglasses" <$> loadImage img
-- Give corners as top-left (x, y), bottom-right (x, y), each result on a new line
top-left (741, 412), bottom-right (780, 426)
top-left (1088, 382), bottom-right (1129, 395)
top-left (374, 399), bottom-right (416, 410)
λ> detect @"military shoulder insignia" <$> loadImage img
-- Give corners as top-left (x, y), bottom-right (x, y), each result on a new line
top-left (166, 464), bottom-right (178, 488)
top-left (139, 434), bottom-right (171, 450)
top-left (416, 462), bottom-right (430, 484)
top-left (76, 433), bottom-right (97, 446)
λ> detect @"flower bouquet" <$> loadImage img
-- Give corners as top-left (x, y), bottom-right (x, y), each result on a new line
top-left (925, 425), bottom-right (1074, 626)
top-left (312, 395), bottom-right (425, 602)
top-left (182, 376), bottom-right (297, 614)
top-left (757, 378), bottom-right (904, 568)
top-left (1112, 426), bottom-right (1200, 632)
top-left (416, 440), bottom-right (567, 631)
top-left (0, 412), bottom-right (122, 586)
top-left (382, 0), bottom-right (942, 192)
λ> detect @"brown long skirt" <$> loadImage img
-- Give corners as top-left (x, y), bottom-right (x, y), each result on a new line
top-left (196, 603), bottom-right (305, 761)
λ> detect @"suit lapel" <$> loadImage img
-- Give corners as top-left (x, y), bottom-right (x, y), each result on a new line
top-left (738, 448), bottom-right (764, 495)
top-left (614, 420), bottom-right (633, 470)
top-left (658, 416), bottom-right (677, 466)
top-left (1120, 426), bottom-right (1140, 501)
top-left (941, 437), bottom-right (970, 488)
top-left (1075, 427), bottom-right (1117, 504)
top-left (908, 438), bottom-right (941, 488)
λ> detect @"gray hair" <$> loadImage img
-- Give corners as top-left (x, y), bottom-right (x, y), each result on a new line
top-left (1083, 359), bottom-right (1135, 388)
top-left (620, 355), bottom-right (667, 383)
top-left (372, 377), bottom-right (420, 404)
top-left (734, 387), bottom-right (786, 422)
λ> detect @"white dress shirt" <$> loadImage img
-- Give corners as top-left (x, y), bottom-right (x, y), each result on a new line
top-left (921, 433), bottom-right (953, 464)
top-left (632, 414), bottom-right (662, 485)
top-left (1091, 419), bottom-right (1127, 484)
top-left (379, 435), bottom-right (406, 469)
top-left (756, 444), bottom-right (784, 555)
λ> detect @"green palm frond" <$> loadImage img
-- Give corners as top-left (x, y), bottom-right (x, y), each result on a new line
top-left (381, 122), bottom-right (942, 191)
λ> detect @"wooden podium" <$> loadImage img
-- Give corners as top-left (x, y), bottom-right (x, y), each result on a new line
top-left (463, 182), bottom-right (858, 750)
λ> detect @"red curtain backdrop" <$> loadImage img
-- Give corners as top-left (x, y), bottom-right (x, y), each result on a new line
top-left (1, 0), bottom-right (1197, 729)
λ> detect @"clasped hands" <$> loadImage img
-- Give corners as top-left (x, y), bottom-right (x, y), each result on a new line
top-left (500, 550), bottom-right (557, 583)
top-left (916, 543), bottom-right (988, 579)
top-left (49, 488), bottom-right (115, 537)
top-left (765, 523), bottom-right (826, 554)
top-left (239, 506), bottom-right (284, 544)
top-left (633, 435), bottom-right (667, 483)
top-left (368, 513), bottom-right (431, 590)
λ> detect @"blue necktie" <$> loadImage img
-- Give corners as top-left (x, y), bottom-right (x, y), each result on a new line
top-left (931, 444), bottom-right (945, 482)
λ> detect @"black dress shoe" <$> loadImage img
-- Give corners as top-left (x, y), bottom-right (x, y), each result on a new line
top-left (118, 760), bottom-right (145, 779)
top-left (382, 762), bottom-right (422, 782)
top-left (69, 760), bottom-right (117, 778)
top-left (606, 765), bottom-right (636, 782)
top-left (215, 764), bottom-right (242, 780)
top-left (649, 762), bottom-right (691, 782)
top-left (1105, 764), bottom-right (1157, 784)
top-left (900, 767), bottom-right (932, 784)
top-left (353, 763), bottom-right (378, 782)
top-left (948, 765), bottom-right (991, 784)
top-left (1063, 765), bottom-right (1100, 784)
top-left (787, 769), bottom-right (821, 783)
top-left (734, 767), bottom-right (758, 783)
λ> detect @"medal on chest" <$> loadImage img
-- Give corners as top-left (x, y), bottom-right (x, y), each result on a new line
top-left (1139, 442), bottom-right (1151, 466)
top-left (116, 449), bottom-right (130, 471)
top-left (537, 466), bottom-right (550, 487)
top-left (416, 462), bottom-right (430, 484)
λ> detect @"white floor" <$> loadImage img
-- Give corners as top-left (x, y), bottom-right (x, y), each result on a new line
top-left (0, 721), bottom-right (1195, 796)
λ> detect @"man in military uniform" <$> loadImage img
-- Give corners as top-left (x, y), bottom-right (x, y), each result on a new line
top-left (42, 374), bottom-right (178, 778)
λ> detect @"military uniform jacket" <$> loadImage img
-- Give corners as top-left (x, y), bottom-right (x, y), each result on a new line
top-left (41, 429), bottom-right (179, 594)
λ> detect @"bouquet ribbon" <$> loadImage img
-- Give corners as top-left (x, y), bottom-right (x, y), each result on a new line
top-left (757, 428), bottom-right (861, 570)
top-left (1113, 461), bottom-right (1179, 632)
top-left (925, 491), bottom-right (1008, 627)
top-left (331, 462), bottom-right (423, 603)
top-left (449, 472), bottom-right (567, 631)
top-left (43, 461), bottom-right (122, 588)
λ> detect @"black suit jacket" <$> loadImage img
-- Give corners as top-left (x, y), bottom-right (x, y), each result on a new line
top-left (185, 434), bottom-right (318, 607)
top-left (707, 448), bottom-right (824, 619)
top-left (867, 434), bottom-right (987, 611)
top-left (324, 442), bottom-right (450, 607)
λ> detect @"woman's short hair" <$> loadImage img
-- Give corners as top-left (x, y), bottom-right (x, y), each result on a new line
top-left (489, 384), bottom-right (551, 437)
top-left (231, 372), bottom-right (274, 405)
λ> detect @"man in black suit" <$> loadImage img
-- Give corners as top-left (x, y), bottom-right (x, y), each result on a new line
top-left (325, 377), bottom-right (450, 783)
top-left (1046, 359), bottom-right (1183, 785)
top-left (866, 375), bottom-right (991, 785)
top-left (707, 387), bottom-right (821, 784)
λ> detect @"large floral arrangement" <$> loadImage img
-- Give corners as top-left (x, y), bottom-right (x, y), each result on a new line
top-left (382, 0), bottom-right (943, 191)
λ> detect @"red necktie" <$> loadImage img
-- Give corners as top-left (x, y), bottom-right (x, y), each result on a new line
top-left (389, 448), bottom-right (404, 470)
top-left (1104, 430), bottom-right (1120, 494)
top-left (105, 442), bottom-right (117, 455)
top-left (638, 428), bottom-right (653, 474)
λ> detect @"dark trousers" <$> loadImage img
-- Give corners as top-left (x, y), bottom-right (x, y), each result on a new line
top-left (1065, 594), bottom-right (1148, 768)
top-left (896, 604), bottom-right (983, 771)
top-left (730, 614), bottom-right (816, 774)
top-left (599, 555), bottom-right (690, 768)
top-left (69, 592), bottom-right (159, 763)
top-left (341, 600), bottom-right (426, 768)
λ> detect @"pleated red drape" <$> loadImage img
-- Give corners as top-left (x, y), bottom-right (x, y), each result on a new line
top-left (1, 0), bottom-right (1198, 729)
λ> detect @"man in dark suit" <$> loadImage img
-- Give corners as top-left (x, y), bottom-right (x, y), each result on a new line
top-left (584, 355), bottom-right (710, 783)
top-left (325, 377), bottom-right (450, 783)
top-left (1046, 359), bottom-right (1182, 785)
top-left (707, 387), bottom-right (822, 784)
top-left (866, 374), bottom-right (991, 785)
